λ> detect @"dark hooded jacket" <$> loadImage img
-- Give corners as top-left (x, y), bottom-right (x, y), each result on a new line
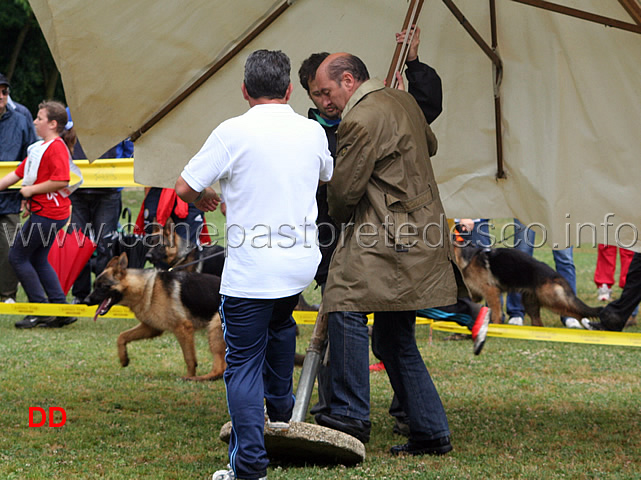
top-left (0, 107), bottom-right (36, 214)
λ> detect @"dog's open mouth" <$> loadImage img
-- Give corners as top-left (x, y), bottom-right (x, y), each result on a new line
top-left (93, 297), bottom-right (114, 322)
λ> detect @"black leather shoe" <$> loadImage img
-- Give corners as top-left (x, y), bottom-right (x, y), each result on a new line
top-left (41, 316), bottom-right (78, 328)
top-left (598, 309), bottom-right (626, 331)
top-left (315, 413), bottom-right (371, 443)
top-left (15, 315), bottom-right (55, 329)
top-left (390, 436), bottom-right (453, 456)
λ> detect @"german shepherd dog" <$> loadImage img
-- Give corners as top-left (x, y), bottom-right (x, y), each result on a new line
top-left (453, 245), bottom-right (602, 326)
top-left (145, 219), bottom-right (315, 366)
top-left (85, 252), bottom-right (226, 381)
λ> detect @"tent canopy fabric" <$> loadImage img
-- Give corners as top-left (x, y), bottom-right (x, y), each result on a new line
top-left (28, 0), bottom-right (641, 249)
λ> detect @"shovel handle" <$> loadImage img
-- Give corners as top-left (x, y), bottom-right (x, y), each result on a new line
top-left (291, 311), bottom-right (328, 422)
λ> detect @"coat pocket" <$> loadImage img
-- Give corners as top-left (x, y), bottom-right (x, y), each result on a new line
top-left (384, 186), bottom-right (434, 252)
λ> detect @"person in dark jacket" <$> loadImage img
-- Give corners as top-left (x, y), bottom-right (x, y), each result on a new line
top-left (69, 136), bottom-right (128, 303)
top-left (0, 73), bottom-right (37, 303)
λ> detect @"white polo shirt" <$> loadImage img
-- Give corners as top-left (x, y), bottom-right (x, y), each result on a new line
top-left (181, 103), bottom-right (333, 299)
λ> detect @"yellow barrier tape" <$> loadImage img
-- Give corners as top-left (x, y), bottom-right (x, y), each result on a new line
top-left (0, 302), bottom-right (134, 318)
top-left (3, 303), bottom-right (640, 348)
top-left (281, 312), bottom-right (641, 347)
top-left (428, 320), bottom-right (641, 348)
top-left (0, 159), bottom-right (143, 188)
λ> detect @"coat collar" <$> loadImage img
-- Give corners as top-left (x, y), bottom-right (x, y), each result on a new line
top-left (342, 78), bottom-right (385, 118)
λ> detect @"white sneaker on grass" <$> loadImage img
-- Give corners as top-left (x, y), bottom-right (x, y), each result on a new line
top-left (507, 316), bottom-right (523, 326)
top-left (264, 405), bottom-right (290, 432)
top-left (212, 468), bottom-right (266, 480)
top-left (597, 283), bottom-right (612, 302)
top-left (212, 468), bottom-right (235, 480)
top-left (581, 318), bottom-right (594, 330)
top-left (564, 317), bottom-right (582, 329)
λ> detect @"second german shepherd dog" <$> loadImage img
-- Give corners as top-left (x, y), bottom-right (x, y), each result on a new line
top-left (146, 219), bottom-right (226, 276)
top-left (453, 245), bottom-right (602, 326)
top-left (85, 252), bottom-right (226, 381)
top-left (147, 219), bottom-right (319, 312)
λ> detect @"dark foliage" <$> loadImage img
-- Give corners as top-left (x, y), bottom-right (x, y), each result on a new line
top-left (0, 0), bottom-right (66, 117)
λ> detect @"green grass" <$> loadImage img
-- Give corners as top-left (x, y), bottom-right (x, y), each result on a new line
top-left (2, 190), bottom-right (640, 479)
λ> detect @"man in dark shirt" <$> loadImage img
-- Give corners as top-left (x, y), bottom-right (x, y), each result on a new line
top-left (0, 73), bottom-right (36, 303)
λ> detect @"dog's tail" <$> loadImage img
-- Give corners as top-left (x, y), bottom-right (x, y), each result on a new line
top-left (569, 297), bottom-right (603, 319)
top-left (558, 281), bottom-right (603, 319)
top-left (541, 279), bottom-right (602, 319)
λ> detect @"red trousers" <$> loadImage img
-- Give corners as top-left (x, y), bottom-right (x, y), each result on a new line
top-left (594, 244), bottom-right (635, 288)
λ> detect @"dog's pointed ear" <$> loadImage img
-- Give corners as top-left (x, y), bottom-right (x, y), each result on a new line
top-left (164, 218), bottom-right (178, 247)
top-left (150, 222), bottom-right (162, 236)
top-left (106, 255), bottom-right (120, 269)
top-left (118, 252), bottom-right (129, 270)
top-left (163, 217), bottom-right (175, 235)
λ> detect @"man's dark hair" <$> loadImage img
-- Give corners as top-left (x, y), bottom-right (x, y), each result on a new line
top-left (327, 54), bottom-right (370, 86)
top-left (244, 49), bottom-right (291, 100)
top-left (298, 52), bottom-right (330, 93)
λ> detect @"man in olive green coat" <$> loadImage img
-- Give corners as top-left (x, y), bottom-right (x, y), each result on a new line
top-left (313, 53), bottom-right (457, 456)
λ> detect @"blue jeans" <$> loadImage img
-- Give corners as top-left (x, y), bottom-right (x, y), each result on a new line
top-left (70, 190), bottom-right (122, 299)
top-left (327, 310), bottom-right (450, 441)
top-left (0, 213), bottom-right (20, 299)
top-left (220, 293), bottom-right (298, 480)
top-left (9, 214), bottom-right (69, 304)
top-left (506, 219), bottom-right (576, 325)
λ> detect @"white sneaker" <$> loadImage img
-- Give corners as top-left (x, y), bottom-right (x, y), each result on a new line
top-left (264, 405), bottom-right (290, 432)
top-left (212, 468), bottom-right (266, 480)
top-left (564, 317), bottom-right (582, 329)
top-left (212, 468), bottom-right (235, 480)
top-left (3, 298), bottom-right (16, 304)
top-left (597, 283), bottom-right (612, 302)
top-left (507, 316), bottom-right (524, 326)
top-left (581, 318), bottom-right (594, 330)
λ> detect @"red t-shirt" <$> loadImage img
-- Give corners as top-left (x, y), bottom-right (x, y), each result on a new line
top-left (15, 137), bottom-right (71, 220)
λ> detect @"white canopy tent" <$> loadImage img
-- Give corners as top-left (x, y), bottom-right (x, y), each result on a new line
top-left (29, 0), bottom-right (641, 249)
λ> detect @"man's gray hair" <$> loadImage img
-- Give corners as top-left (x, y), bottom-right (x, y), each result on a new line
top-left (326, 54), bottom-right (370, 86)
top-left (244, 49), bottom-right (291, 100)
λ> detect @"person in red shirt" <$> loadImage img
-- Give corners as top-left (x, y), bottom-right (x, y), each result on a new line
top-left (0, 100), bottom-right (77, 328)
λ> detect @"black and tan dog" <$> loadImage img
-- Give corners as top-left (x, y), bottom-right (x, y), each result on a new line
top-left (146, 219), bottom-right (225, 276)
top-left (147, 219), bottom-right (319, 312)
top-left (453, 244), bottom-right (601, 326)
top-left (86, 252), bottom-right (225, 381)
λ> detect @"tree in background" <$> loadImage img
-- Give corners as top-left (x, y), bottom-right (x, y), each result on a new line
top-left (1, 0), bottom-right (65, 116)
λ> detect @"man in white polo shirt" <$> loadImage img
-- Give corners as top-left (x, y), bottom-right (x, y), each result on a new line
top-left (175, 49), bottom-right (333, 480)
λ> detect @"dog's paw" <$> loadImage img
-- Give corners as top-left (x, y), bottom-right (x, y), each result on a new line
top-left (183, 372), bottom-right (224, 382)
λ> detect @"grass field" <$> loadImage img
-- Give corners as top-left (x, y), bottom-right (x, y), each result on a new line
top-left (1, 188), bottom-right (640, 479)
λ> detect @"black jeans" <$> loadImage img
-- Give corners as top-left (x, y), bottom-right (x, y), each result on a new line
top-left (602, 252), bottom-right (641, 326)
top-left (70, 190), bottom-right (122, 299)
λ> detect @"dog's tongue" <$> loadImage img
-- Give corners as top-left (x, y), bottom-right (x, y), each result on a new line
top-left (93, 298), bottom-right (112, 322)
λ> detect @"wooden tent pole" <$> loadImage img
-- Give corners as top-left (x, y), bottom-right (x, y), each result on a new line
top-left (511, 0), bottom-right (641, 34)
top-left (441, 0), bottom-right (502, 68)
top-left (442, 0), bottom-right (505, 178)
top-left (385, 0), bottom-right (424, 88)
top-left (129, 1), bottom-right (291, 142)
top-left (490, 0), bottom-right (506, 179)
top-left (618, 0), bottom-right (641, 25)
